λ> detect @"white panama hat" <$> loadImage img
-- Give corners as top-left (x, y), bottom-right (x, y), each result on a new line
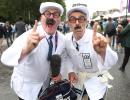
top-left (39, 2), bottom-right (64, 16)
top-left (67, 3), bottom-right (89, 18)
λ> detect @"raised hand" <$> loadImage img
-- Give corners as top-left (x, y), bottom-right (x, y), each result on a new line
top-left (20, 20), bottom-right (45, 60)
top-left (27, 20), bottom-right (44, 49)
top-left (92, 22), bottom-right (108, 58)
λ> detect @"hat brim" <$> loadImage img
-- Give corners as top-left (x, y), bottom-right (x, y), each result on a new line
top-left (40, 2), bottom-right (64, 16)
top-left (67, 6), bottom-right (89, 18)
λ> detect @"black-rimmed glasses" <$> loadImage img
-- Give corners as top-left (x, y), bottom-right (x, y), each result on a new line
top-left (43, 11), bottom-right (60, 18)
top-left (68, 16), bottom-right (86, 23)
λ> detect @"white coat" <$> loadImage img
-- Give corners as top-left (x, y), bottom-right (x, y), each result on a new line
top-left (65, 29), bottom-right (118, 100)
top-left (1, 25), bottom-right (72, 100)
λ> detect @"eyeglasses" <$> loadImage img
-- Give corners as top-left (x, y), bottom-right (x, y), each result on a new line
top-left (43, 11), bottom-right (60, 18)
top-left (68, 16), bottom-right (86, 23)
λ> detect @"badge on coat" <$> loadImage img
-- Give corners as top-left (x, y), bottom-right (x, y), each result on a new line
top-left (82, 53), bottom-right (92, 69)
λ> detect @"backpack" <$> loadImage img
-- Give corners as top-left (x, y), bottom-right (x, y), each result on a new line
top-left (38, 79), bottom-right (77, 100)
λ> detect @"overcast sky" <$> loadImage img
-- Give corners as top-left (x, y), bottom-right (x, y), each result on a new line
top-left (65, 0), bottom-right (127, 16)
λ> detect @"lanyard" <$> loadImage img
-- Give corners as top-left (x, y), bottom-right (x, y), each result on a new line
top-left (46, 32), bottom-right (58, 51)
top-left (72, 35), bottom-right (79, 51)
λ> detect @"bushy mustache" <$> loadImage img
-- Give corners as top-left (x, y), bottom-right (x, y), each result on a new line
top-left (74, 25), bottom-right (81, 30)
top-left (46, 18), bottom-right (56, 25)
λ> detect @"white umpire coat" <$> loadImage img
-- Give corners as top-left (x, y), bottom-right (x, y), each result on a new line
top-left (0, 25), bottom-right (73, 100)
top-left (65, 29), bottom-right (118, 100)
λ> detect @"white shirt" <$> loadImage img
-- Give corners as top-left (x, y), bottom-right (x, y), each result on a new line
top-left (65, 29), bottom-right (118, 100)
top-left (1, 25), bottom-right (71, 100)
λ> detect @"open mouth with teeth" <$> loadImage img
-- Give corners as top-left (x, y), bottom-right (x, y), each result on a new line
top-left (46, 18), bottom-right (56, 25)
top-left (46, 18), bottom-right (56, 29)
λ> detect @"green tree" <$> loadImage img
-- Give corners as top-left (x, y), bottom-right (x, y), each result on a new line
top-left (0, 0), bottom-right (66, 23)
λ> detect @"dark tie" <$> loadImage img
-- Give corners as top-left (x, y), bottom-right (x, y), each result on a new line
top-left (75, 42), bottom-right (79, 51)
top-left (47, 36), bottom-right (53, 61)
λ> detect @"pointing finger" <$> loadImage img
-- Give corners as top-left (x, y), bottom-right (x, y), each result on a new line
top-left (93, 22), bottom-right (98, 38)
top-left (32, 20), bottom-right (38, 32)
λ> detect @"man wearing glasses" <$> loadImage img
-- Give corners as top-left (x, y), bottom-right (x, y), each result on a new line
top-left (1, 2), bottom-right (74, 100)
top-left (65, 3), bottom-right (118, 100)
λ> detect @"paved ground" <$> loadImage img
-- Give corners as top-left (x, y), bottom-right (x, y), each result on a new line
top-left (0, 40), bottom-right (18, 100)
top-left (0, 63), bottom-right (17, 100)
top-left (0, 41), bottom-right (130, 100)
top-left (107, 53), bottom-right (130, 100)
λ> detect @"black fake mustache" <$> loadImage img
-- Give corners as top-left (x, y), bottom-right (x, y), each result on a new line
top-left (46, 18), bottom-right (56, 25)
top-left (74, 25), bottom-right (81, 30)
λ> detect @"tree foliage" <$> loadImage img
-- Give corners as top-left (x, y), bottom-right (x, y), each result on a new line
top-left (0, 0), bottom-right (66, 23)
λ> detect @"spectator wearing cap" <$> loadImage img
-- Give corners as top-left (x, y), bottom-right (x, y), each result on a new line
top-left (65, 3), bottom-right (118, 100)
top-left (1, 2), bottom-right (75, 100)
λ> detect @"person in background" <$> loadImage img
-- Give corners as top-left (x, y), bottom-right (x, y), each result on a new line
top-left (3, 21), bottom-right (13, 47)
top-left (63, 22), bottom-right (68, 34)
top-left (119, 19), bottom-right (130, 72)
top-left (11, 23), bottom-right (16, 41)
top-left (1, 2), bottom-right (74, 100)
top-left (104, 17), bottom-right (116, 47)
top-left (65, 3), bottom-right (118, 100)
top-left (87, 20), bottom-right (95, 29)
top-left (95, 21), bottom-right (102, 34)
top-left (15, 17), bottom-right (26, 37)
top-left (115, 24), bottom-right (123, 53)
top-left (102, 18), bottom-right (107, 35)
top-left (0, 24), bottom-right (5, 53)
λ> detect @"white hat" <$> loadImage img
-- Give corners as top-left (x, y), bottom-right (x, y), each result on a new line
top-left (67, 3), bottom-right (89, 18)
top-left (39, 2), bottom-right (64, 16)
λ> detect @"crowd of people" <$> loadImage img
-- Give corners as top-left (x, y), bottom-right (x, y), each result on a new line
top-left (87, 16), bottom-right (128, 53)
top-left (0, 1), bottom-right (129, 100)
top-left (0, 18), bottom-right (32, 52)
top-left (87, 16), bottom-right (130, 73)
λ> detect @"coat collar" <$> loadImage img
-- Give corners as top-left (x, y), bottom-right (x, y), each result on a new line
top-left (72, 29), bottom-right (91, 43)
